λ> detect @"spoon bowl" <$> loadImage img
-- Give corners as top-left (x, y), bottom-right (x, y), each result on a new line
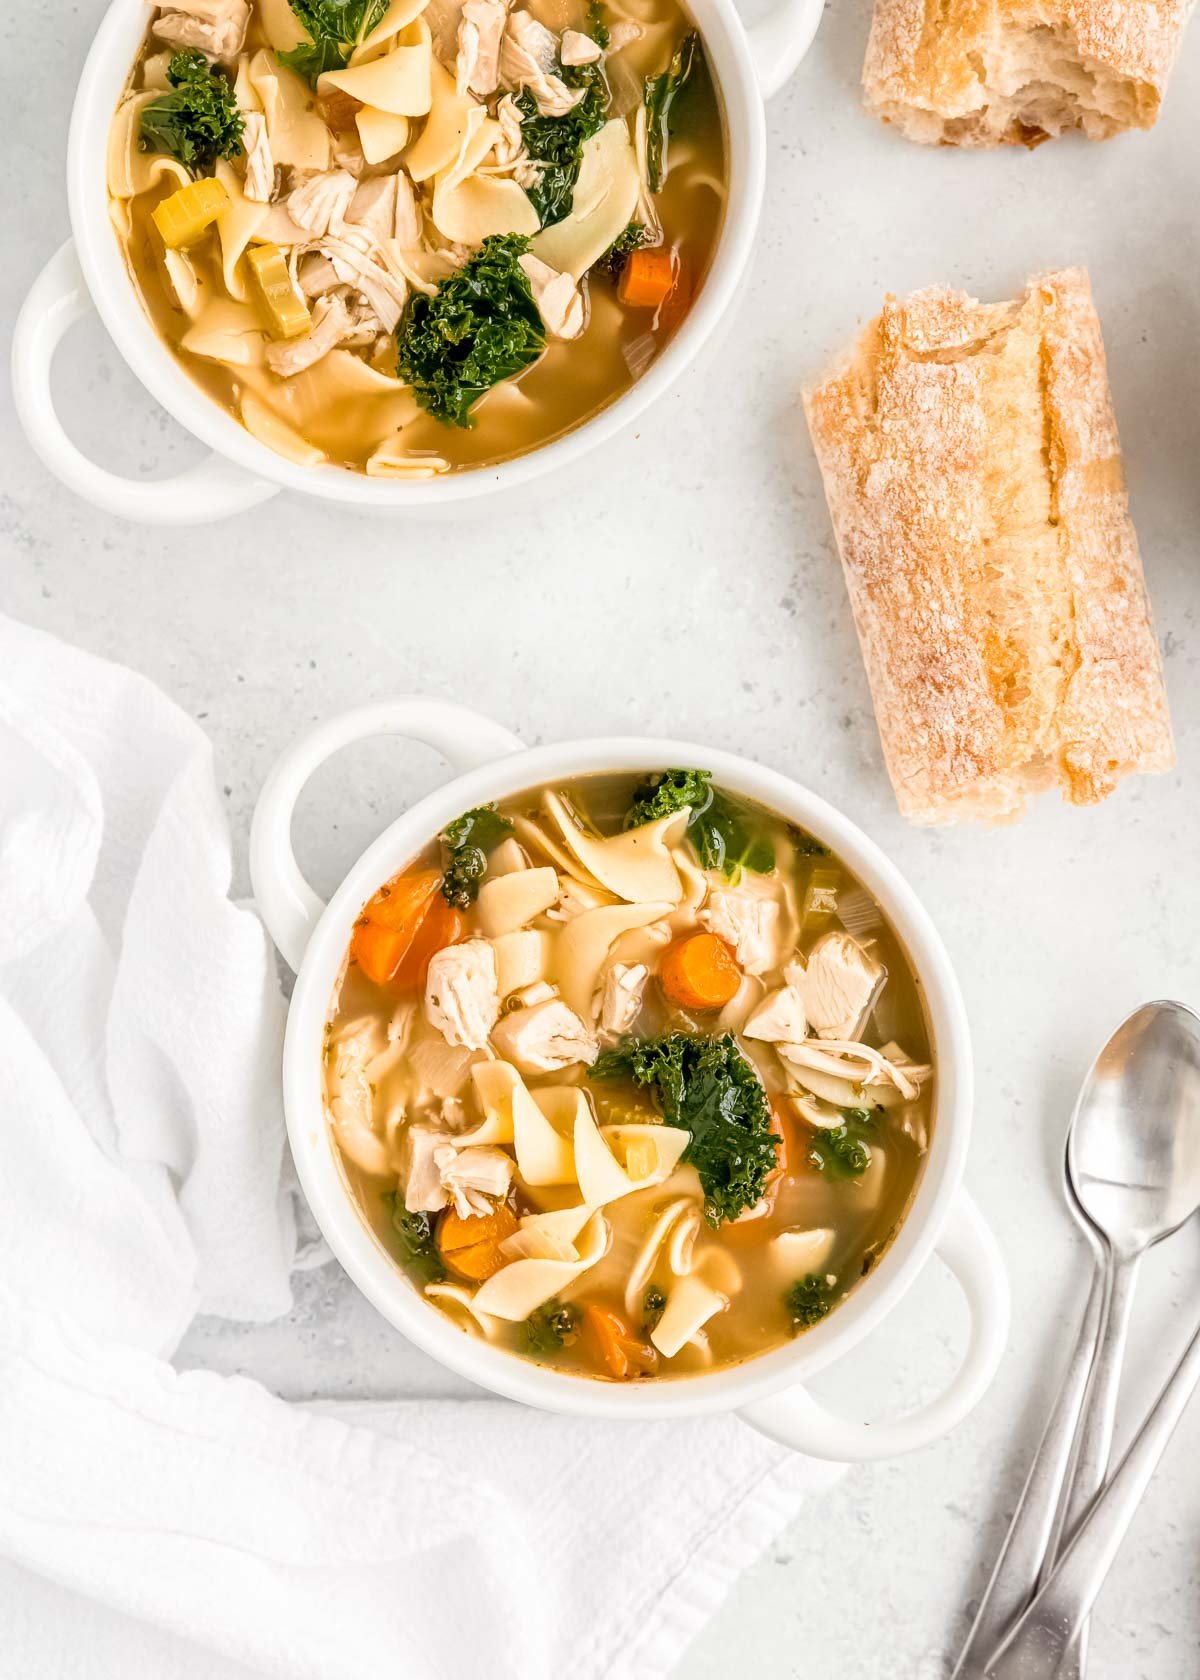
top-left (1068, 1001), bottom-right (1200, 1257)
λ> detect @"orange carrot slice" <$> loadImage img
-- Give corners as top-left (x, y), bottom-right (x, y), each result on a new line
top-left (618, 246), bottom-right (678, 310)
top-left (658, 932), bottom-right (742, 1011)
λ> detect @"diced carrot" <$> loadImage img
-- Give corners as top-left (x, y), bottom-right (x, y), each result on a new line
top-left (436, 1202), bottom-right (518, 1281)
top-left (392, 896), bottom-right (465, 991)
top-left (363, 868), bottom-right (441, 932)
top-left (582, 1303), bottom-right (659, 1379)
top-left (351, 868), bottom-right (443, 988)
top-left (618, 246), bottom-right (678, 311)
top-left (658, 932), bottom-right (742, 1012)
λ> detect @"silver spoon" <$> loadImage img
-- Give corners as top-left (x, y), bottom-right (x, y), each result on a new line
top-left (985, 999), bottom-right (1200, 1680)
top-left (950, 1150), bottom-right (1106, 1678)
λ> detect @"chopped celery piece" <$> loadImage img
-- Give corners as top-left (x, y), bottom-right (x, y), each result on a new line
top-left (247, 242), bottom-right (312, 340)
top-left (801, 866), bottom-right (841, 931)
top-left (152, 176), bottom-right (230, 248)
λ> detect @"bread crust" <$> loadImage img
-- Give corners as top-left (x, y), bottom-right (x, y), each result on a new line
top-left (804, 268), bottom-right (1174, 825)
top-left (864, 0), bottom-right (1195, 145)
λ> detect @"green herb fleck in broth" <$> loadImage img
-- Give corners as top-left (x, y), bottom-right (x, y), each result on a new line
top-left (279, 0), bottom-right (389, 83)
top-left (138, 52), bottom-right (245, 171)
top-left (384, 1196), bottom-right (445, 1284)
top-left (590, 1033), bottom-right (778, 1226)
top-left (786, 1273), bottom-right (837, 1331)
top-left (524, 1300), bottom-right (578, 1356)
top-left (642, 1285), bottom-right (667, 1331)
top-left (624, 770), bottom-right (775, 881)
top-left (397, 236), bottom-right (547, 427)
top-left (439, 804), bottom-right (515, 908)
top-left (806, 1108), bottom-right (879, 1180)
top-left (643, 31), bottom-right (700, 193)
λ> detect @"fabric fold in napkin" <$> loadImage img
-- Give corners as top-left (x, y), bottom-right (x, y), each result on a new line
top-left (0, 613), bottom-right (842, 1680)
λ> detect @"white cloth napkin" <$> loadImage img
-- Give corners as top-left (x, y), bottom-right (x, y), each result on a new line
top-left (0, 613), bottom-right (842, 1680)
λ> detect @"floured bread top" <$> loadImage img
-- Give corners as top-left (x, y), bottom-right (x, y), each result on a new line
top-left (804, 268), bottom-right (1174, 825)
top-left (864, 0), bottom-right (1196, 145)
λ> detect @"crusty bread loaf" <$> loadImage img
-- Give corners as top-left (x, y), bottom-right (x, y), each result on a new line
top-left (804, 268), bottom-right (1174, 825)
top-left (864, 0), bottom-right (1195, 146)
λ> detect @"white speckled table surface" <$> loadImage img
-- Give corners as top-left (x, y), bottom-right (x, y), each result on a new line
top-left (4, 2), bottom-right (1200, 1674)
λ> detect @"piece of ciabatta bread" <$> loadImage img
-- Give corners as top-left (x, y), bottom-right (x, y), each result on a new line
top-left (863, 0), bottom-right (1195, 146)
top-left (804, 269), bottom-right (1174, 825)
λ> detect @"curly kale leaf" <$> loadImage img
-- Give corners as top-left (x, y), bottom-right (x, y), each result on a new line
top-left (397, 235), bottom-right (546, 426)
top-left (439, 804), bottom-right (515, 908)
top-left (643, 31), bottom-right (699, 192)
top-left (805, 1108), bottom-right (879, 1180)
top-left (597, 222), bottom-right (648, 282)
top-left (623, 770), bottom-right (775, 881)
top-left (517, 46), bottom-right (610, 228)
top-left (591, 1033), bottom-right (778, 1226)
top-left (138, 51), bottom-right (245, 171)
top-left (384, 1195), bottom-right (445, 1285)
top-left (279, 0), bottom-right (390, 83)
top-left (786, 1273), bottom-right (837, 1332)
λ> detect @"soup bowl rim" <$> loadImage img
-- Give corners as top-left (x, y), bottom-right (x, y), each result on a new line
top-left (59, 0), bottom-right (768, 508)
top-left (272, 732), bottom-right (976, 1418)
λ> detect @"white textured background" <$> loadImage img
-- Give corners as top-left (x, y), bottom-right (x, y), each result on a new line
top-left (4, 1), bottom-right (1200, 1674)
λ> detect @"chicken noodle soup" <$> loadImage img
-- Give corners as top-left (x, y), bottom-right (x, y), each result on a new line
top-left (326, 773), bottom-right (935, 1380)
top-left (108, 0), bottom-right (727, 475)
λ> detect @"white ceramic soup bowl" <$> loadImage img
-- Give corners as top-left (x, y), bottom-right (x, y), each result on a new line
top-left (12, 0), bottom-right (824, 526)
top-left (251, 697), bottom-right (1010, 1459)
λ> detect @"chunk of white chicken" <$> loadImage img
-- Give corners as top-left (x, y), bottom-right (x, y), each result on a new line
top-left (599, 962), bottom-right (648, 1037)
top-left (296, 252), bottom-right (342, 298)
top-left (457, 0), bottom-right (509, 96)
top-left (519, 254), bottom-right (587, 339)
top-left (241, 111), bottom-right (275, 202)
top-left (560, 28), bottom-right (602, 64)
top-left (152, 0), bottom-right (249, 61)
top-left (425, 938), bottom-right (501, 1051)
top-left (787, 932), bottom-right (884, 1041)
top-left (491, 997), bottom-right (599, 1073)
top-left (319, 231), bottom-right (408, 332)
top-left (489, 92), bottom-right (541, 187)
top-left (346, 171), bottom-right (422, 246)
top-left (701, 884), bottom-right (784, 976)
top-left (265, 292), bottom-right (356, 377)
top-left (403, 1126), bottom-right (514, 1217)
top-left (500, 12), bottom-right (584, 116)
top-left (743, 984), bottom-right (807, 1045)
top-left (287, 169), bottom-right (357, 236)
top-left (606, 19), bottom-right (643, 52)
top-left (325, 1024), bottom-right (391, 1176)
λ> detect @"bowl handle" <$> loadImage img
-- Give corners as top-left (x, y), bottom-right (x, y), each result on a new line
top-left (738, 1188), bottom-right (1010, 1460)
top-left (249, 698), bottom-right (526, 973)
top-left (747, 0), bottom-right (824, 98)
top-left (11, 239), bottom-right (280, 525)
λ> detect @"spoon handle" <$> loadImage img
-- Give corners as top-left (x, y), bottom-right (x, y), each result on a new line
top-left (985, 1314), bottom-right (1200, 1679)
top-left (949, 1265), bottom-right (1106, 1678)
top-left (1047, 1251), bottom-right (1140, 1678)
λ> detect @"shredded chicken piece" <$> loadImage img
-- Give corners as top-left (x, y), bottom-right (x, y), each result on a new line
top-left (457, 0), bottom-right (509, 96)
top-left (296, 252), bottom-right (342, 298)
top-left (600, 962), bottom-right (648, 1037)
top-left (435, 1143), bottom-right (514, 1217)
top-left (265, 292), bottom-right (356, 377)
top-left (743, 984), bottom-right (807, 1044)
top-left (491, 997), bottom-right (599, 1073)
top-left (787, 933), bottom-right (885, 1042)
top-left (606, 20), bottom-right (642, 53)
top-left (560, 28), bottom-right (601, 64)
top-left (319, 231), bottom-right (408, 331)
top-left (241, 111), bottom-right (274, 203)
top-left (426, 938), bottom-right (501, 1051)
top-left (152, 0), bottom-right (249, 60)
top-left (331, 132), bottom-right (367, 177)
top-left (346, 172), bottom-right (422, 246)
top-left (326, 1024), bottom-right (391, 1176)
top-left (287, 169), bottom-right (358, 236)
top-left (500, 11), bottom-right (584, 116)
top-left (425, 0), bottom-right (467, 66)
top-left (701, 885), bottom-right (784, 976)
top-left (404, 1125), bottom-right (451, 1212)
top-left (519, 254), bottom-right (586, 339)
